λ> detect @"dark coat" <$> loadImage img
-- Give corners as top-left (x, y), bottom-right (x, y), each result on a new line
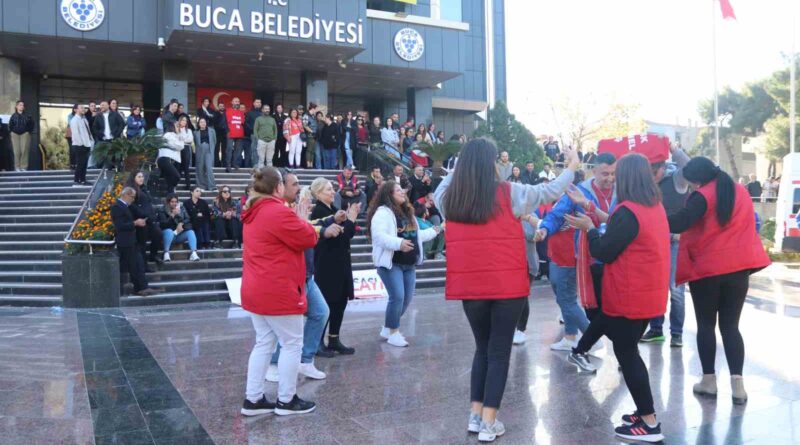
top-left (183, 197), bottom-right (211, 227)
top-left (320, 122), bottom-right (339, 149)
top-left (311, 201), bottom-right (355, 302)
top-left (111, 200), bottom-right (137, 248)
top-left (130, 186), bottom-right (157, 245)
top-left (91, 111), bottom-right (125, 141)
top-left (409, 174), bottom-right (432, 203)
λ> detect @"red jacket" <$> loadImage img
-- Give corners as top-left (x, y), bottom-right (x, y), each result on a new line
top-left (445, 182), bottom-right (529, 300)
top-left (676, 181), bottom-right (770, 285)
top-left (227, 108), bottom-right (245, 139)
top-left (241, 196), bottom-right (318, 316)
top-left (602, 201), bottom-right (670, 319)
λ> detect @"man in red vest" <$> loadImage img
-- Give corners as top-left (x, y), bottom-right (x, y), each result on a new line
top-left (225, 97), bottom-right (246, 172)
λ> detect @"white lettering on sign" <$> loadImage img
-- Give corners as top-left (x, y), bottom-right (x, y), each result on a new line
top-left (179, 2), bottom-right (363, 45)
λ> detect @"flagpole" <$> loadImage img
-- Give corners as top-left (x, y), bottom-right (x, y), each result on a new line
top-left (791, 3), bottom-right (797, 153)
top-left (713, 0), bottom-right (721, 163)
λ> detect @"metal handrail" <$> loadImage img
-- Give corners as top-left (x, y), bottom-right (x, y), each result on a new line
top-left (63, 168), bottom-right (117, 254)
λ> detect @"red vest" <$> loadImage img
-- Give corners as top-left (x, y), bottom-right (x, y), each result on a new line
top-left (602, 202), bottom-right (670, 319)
top-left (227, 108), bottom-right (245, 139)
top-left (444, 182), bottom-right (529, 300)
top-left (676, 181), bottom-right (770, 285)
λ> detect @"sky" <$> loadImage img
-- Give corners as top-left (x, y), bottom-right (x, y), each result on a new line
top-left (505, 0), bottom-right (798, 136)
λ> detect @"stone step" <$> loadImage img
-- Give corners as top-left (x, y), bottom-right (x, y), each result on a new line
top-left (0, 271), bottom-right (62, 284)
top-left (0, 169), bottom-right (99, 177)
top-left (0, 295), bottom-right (61, 307)
top-left (0, 241), bottom-right (68, 251)
top-left (0, 260), bottom-right (61, 272)
top-left (0, 282), bottom-right (62, 296)
top-left (0, 223), bottom-right (73, 233)
top-left (0, 232), bottom-right (66, 241)
top-left (0, 206), bottom-right (82, 215)
top-left (0, 174), bottom-right (99, 182)
top-left (0, 251), bottom-right (64, 261)
top-left (0, 186), bottom-right (92, 195)
top-left (0, 199), bottom-right (86, 207)
top-left (0, 214), bottom-right (76, 224)
top-left (0, 192), bottom-right (90, 201)
top-left (0, 179), bottom-right (96, 188)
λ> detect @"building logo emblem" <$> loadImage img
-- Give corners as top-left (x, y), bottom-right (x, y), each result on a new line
top-left (61, 0), bottom-right (105, 31)
top-left (394, 28), bottom-right (424, 62)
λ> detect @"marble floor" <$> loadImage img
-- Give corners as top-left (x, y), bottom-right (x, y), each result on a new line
top-left (1, 265), bottom-right (800, 445)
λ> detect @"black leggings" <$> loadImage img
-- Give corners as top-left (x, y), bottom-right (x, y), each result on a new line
top-left (689, 270), bottom-right (749, 375)
top-left (326, 298), bottom-right (348, 337)
top-left (180, 144), bottom-right (192, 188)
top-left (516, 297), bottom-right (530, 331)
top-left (605, 315), bottom-right (654, 415)
top-left (463, 297), bottom-right (527, 409)
top-left (576, 264), bottom-right (606, 353)
top-left (157, 157), bottom-right (181, 192)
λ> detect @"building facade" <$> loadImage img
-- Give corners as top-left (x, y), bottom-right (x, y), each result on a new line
top-left (0, 0), bottom-right (506, 169)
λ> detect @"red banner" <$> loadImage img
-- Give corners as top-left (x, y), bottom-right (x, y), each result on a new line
top-left (196, 88), bottom-right (254, 111)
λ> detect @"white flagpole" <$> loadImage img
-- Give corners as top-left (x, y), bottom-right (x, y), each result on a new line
top-left (713, 0), bottom-right (721, 162)
top-left (791, 4), bottom-right (796, 153)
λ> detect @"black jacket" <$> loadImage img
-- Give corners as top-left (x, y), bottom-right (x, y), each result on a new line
top-left (366, 178), bottom-right (381, 206)
top-left (196, 107), bottom-right (217, 129)
top-left (245, 110), bottom-right (262, 137)
top-left (409, 174), bottom-right (432, 202)
top-left (111, 200), bottom-right (138, 248)
top-left (130, 187), bottom-right (156, 220)
top-left (92, 111), bottom-right (125, 141)
top-left (157, 206), bottom-right (193, 231)
top-left (9, 112), bottom-right (35, 135)
top-left (183, 197), bottom-right (211, 227)
top-left (338, 121), bottom-right (357, 151)
top-left (213, 109), bottom-right (228, 133)
top-left (520, 170), bottom-right (537, 185)
top-left (274, 112), bottom-right (288, 142)
top-left (311, 202), bottom-right (355, 302)
top-left (320, 123), bottom-right (339, 149)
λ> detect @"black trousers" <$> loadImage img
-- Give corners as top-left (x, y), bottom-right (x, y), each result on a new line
top-left (67, 138), bottom-right (74, 167)
top-left (215, 130), bottom-right (227, 167)
top-left (73, 146), bottom-right (90, 183)
top-left (118, 246), bottom-right (148, 293)
top-left (326, 298), bottom-right (348, 337)
top-left (605, 316), bottom-right (654, 415)
top-left (463, 297), bottom-right (527, 409)
top-left (214, 217), bottom-right (241, 243)
top-left (516, 297), bottom-right (530, 331)
top-left (180, 144), bottom-right (192, 188)
top-left (157, 157), bottom-right (181, 192)
top-left (689, 270), bottom-right (749, 375)
top-left (136, 222), bottom-right (161, 261)
top-left (576, 263), bottom-right (606, 353)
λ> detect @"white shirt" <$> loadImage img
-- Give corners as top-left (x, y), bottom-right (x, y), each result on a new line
top-left (539, 170), bottom-right (556, 181)
top-left (369, 206), bottom-right (438, 269)
top-left (157, 132), bottom-right (185, 163)
top-left (102, 112), bottom-right (112, 140)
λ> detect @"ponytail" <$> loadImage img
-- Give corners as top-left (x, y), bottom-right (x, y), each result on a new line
top-left (683, 157), bottom-right (736, 226)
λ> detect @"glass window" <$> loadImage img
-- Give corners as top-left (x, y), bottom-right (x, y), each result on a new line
top-left (367, 0), bottom-right (406, 13)
top-left (440, 0), bottom-right (462, 21)
top-left (792, 187), bottom-right (800, 214)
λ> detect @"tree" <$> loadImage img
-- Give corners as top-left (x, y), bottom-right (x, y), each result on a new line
top-left (548, 97), bottom-right (645, 152)
top-left (764, 115), bottom-right (800, 167)
top-left (474, 100), bottom-right (545, 168)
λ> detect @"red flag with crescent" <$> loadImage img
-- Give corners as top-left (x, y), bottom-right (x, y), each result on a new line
top-left (196, 88), bottom-right (254, 111)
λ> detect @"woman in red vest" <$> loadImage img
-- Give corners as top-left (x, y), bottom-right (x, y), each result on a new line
top-left (566, 153), bottom-right (670, 443)
top-left (434, 138), bottom-right (579, 442)
top-left (669, 157), bottom-right (770, 405)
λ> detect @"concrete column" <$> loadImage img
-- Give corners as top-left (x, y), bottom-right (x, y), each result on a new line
top-left (0, 57), bottom-right (21, 115)
top-left (162, 61), bottom-right (189, 108)
top-left (302, 72), bottom-right (328, 115)
top-left (408, 87), bottom-right (434, 126)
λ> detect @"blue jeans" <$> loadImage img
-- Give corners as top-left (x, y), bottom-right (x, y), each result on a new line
top-left (322, 148), bottom-right (338, 169)
top-left (271, 277), bottom-right (330, 364)
top-left (344, 147), bottom-right (353, 168)
top-left (650, 237), bottom-right (686, 335)
top-left (245, 135), bottom-right (257, 168)
top-left (162, 229), bottom-right (197, 252)
top-left (314, 141), bottom-right (322, 169)
top-left (378, 264), bottom-right (416, 330)
top-left (550, 264), bottom-right (589, 336)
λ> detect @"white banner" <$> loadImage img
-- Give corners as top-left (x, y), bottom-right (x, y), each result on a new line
top-left (352, 269), bottom-right (388, 300)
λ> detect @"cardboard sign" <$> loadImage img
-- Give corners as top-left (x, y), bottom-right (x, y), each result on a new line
top-left (352, 269), bottom-right (388, 300)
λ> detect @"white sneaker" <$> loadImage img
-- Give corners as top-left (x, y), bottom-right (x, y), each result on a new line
top-left (387, 332), bottom-right (409, 347)
top-left (478, 419), bottom-right (506, 442)
top-left (550, 337), bottom-right (578, 351)
top-left (163, 252), bottom-right (171, 262)
top-left (189, 251), bottom-right (200, 261)
top-left (379, 327), bottom-right (390, 340)
top-left (512, 330), bottom-right (526, 345)
top-left (299, 363), bottom-right (326, 380)
top-left (265, 364), bottom-right (279, 382)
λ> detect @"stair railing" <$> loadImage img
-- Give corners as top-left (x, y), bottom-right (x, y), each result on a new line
top-left (63, 168), bottom-right (117, 254)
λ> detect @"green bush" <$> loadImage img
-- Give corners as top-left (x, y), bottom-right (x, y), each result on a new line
top-left (761, 218), bottom-right (776, 243)
top-left (41, 125), bottom-right (70, 170)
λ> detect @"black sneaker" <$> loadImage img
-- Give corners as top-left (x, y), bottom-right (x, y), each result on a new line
top-left (640, 330), bottom-right (665, 343)
top-left (621, 410), bottom-right (642, 426)
top-left (670, 334), bottom-right (683, 347)
top-left (568, 350), bottom-right (597, 373)
top-left (240, 395), bottom-right (276, 416)
top-left (614, 420), bottom-right (664, 442)
top-left (274, 395), bottom-right (316, 416)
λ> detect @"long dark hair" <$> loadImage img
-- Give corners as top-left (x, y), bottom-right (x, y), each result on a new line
top-left (365, 180), bottom-right (417, 237)
top-left (216, 185), bottom-right (233, 212)
top-left (441, 138), bottom-right (499, 224)
top-left (683, 156), bottom-right (735, 226)
top-left (123, 170), bottom-right (144, 198)
top-left (615, 153), bottom-right (660, 206)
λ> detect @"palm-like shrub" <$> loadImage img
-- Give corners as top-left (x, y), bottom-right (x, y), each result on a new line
top-left (418, 141), bottom-right (461, 175)
top-left (93, 129), bottom-right (165, 171)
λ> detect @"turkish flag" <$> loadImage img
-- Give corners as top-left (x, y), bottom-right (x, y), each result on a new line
top-left (597, 133), bottom-right (671, 164)
top-left (196, 88), bottom-right (254, 112)
top-left (719, 0), bottom-right (736, 20)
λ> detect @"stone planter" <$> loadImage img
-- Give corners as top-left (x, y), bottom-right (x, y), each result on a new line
top-left (62, 252), bottom-right (121, 308)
